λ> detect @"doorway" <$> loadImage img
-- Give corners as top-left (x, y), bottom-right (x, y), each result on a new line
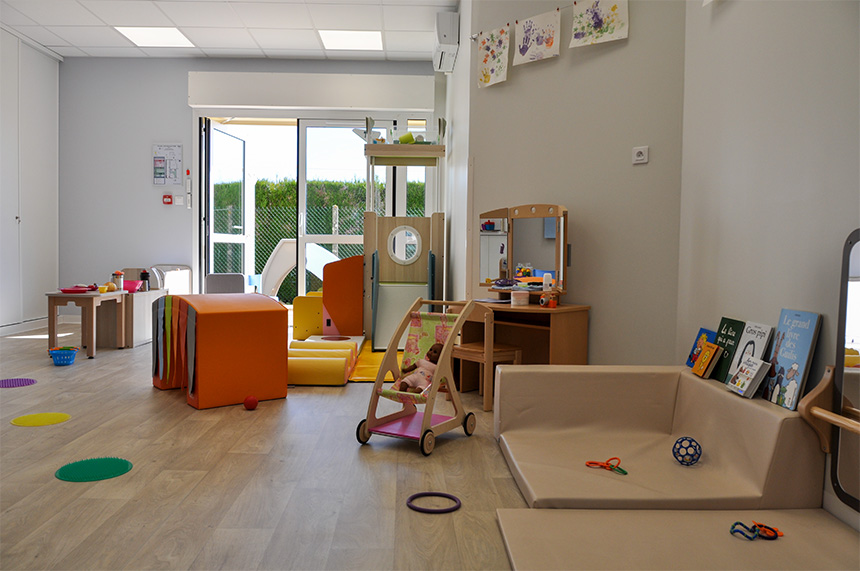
top-left (200, 116), bottom-right (433, 302)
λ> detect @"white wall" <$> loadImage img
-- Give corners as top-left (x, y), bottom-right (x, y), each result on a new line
top-left (444, 0), bottom-right (473, 301)
top-left (460, 0), bottom-right (686, 364)
top-left (678, 1), bottom-right (860, 388)
top-left (57, 58), bottom-right (433, 290)
top-left (0, 29), bottom-right (58, 329)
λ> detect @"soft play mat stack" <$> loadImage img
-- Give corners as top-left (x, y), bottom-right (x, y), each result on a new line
top-left (288, 339), bottom-right (358, 386)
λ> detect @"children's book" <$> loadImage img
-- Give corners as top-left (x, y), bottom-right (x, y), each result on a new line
top-left (710, 317), bottom-right (745, 382)
top-left (686, 327), bottom-right (717, 368)
top-left (692, 342), bottom-right (723, 378)
top-left (726, 354), bottom-right (769, 398)
top-left (724, 321), bottom-right (774, 384)
top-left (761, 309), bottom-right (821, 411)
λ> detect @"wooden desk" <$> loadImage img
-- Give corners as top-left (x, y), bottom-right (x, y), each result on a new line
top-left (46, 290), bottom-right (127, 358)
top-left (458, 302), bottom-right (589, 407)
top-left (462, 302), bottom-right (589, 364)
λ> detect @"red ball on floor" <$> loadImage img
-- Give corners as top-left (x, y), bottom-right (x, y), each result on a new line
top-left (243, 396), bottom-right (258, 410)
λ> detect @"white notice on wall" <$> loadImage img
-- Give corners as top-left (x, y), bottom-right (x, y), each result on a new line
top-left (153, 144), bottom-right (182, 185)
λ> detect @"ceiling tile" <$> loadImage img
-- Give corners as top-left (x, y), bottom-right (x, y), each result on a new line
top-left (138, 45), bottom-right (204, 56)
top-left (46, 25), bottom-right (132, 47)
top-left (307, 3), bottom-right (382, 31)
top-left (250, 28), bottom-right (320, 50)
top-left (50, 46), bottom-right (89, 57)
top-left (154, 1), bottom-right (242, 27)
top-left (5, 0), bottom-right (105, 26)
top-left (231, 2), bottom-right (313, 29)
top-left (382, 5), bottom-right (444, 32)
top-left (181, 27), bottom-right (258, 48)
top-left (262, 48), bottom-right (326, 59)
top-left (10, 26), bottom-right (70, 47)
top-left (79, 46), bottom-right (148, 57)
top-left (201, 47), bottom-right (266, 58)
top-left (0, 1), bottom-right (37, 25)
top-left (384, 30), bottom-right (434, 52)
top-left (80, 1), bottom-right (174, 27)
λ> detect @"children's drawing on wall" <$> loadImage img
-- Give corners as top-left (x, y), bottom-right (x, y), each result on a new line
top-left (513, 9), bottom-right (560, 66)
top-left (569, 0), bottom-right (629, 48)
top-left (477, 25), bottom-right (510, 88)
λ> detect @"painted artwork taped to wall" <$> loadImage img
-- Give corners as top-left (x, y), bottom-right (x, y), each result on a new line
top-left (569, 0), bottom-right (629, 48)
top-left (513, 9), bottom-right (560, 66)
top-left (477, 25), bottom-right (510, 88)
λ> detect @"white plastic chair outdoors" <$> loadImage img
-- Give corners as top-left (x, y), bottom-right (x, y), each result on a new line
top-left (204, 273), bottom-right (246, 294)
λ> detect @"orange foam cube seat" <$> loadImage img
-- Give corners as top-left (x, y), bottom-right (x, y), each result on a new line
top-left (153, 293), bottom-right (288, 409)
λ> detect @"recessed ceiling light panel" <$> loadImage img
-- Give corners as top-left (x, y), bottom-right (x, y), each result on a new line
top-left (319, 30), bottom-right (383, 51)
top-left (115, 27), bottom-right (194, 48)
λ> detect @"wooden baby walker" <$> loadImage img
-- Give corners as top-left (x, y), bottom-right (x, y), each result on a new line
top-left (356, 298), bottom-right (476, 455)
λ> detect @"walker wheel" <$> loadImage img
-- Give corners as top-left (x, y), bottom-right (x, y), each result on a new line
top-left (463, 412), bottom-right (476, 436)
top-left (420, 429), bottom-right (435, 456)
top-left (356, 419), bottom-right (371, 445)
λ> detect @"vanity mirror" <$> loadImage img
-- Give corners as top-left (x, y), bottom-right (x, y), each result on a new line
top-left (478, 204), bottom-right (569, 295)
top-left (832, 228), bottom-right (860, 511)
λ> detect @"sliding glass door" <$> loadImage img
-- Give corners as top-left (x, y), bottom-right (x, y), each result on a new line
top-left (298, 120), bottom-right (388, 296)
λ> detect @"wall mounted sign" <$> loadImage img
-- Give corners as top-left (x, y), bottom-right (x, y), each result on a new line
top-left (153, 144), bottom-right (182, 185)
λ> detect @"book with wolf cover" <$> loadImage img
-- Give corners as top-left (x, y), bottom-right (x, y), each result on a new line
top-left (724, 321), bottom-right (774, 384)
top-left (726, 354), bottom-right (769, 398)
top-left (710, 317), bottom-right (745, 382)
top-left (692, 342), bottom-right (723, 378)
top-left (761, 309), bottom-right (821, 411)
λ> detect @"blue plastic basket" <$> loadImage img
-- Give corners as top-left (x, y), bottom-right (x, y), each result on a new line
top-left (48, 347), bottom-right (79, 366)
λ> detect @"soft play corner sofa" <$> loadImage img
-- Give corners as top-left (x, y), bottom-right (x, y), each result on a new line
top-left (493, 365), bottom-right (860, 570)
top-left (494, 365), bottom-right (824, 510)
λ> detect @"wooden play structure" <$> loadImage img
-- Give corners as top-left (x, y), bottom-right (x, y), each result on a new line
top-left (363, 212), bottom-right (444, 351)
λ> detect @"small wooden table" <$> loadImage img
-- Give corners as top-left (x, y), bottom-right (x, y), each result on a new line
top-left (46, 290), bottom-right (127, 358)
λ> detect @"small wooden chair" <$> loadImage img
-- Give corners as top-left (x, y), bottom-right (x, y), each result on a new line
top-left (452, 304), bottom-right (522, 412)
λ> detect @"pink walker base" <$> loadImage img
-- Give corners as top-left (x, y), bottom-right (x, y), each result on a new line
top-left (370, 412), bottom-right (453, 440)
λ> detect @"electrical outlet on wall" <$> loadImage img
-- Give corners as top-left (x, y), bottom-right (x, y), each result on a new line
top-left (633, 146), bottom-right (649, 165)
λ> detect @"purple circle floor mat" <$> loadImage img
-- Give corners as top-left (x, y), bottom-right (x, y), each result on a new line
top-left (0, 378), bottom-right (37, 388)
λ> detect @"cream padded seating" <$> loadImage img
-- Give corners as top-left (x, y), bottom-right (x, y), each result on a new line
top-left (494, 365), bottom-right (825, 510)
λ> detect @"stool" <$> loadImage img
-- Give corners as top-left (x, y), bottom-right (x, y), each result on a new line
top-left (452, 306), bottom-right (522, 411)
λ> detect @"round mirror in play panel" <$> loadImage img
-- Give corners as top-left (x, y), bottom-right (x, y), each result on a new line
top-left (387, 225), bottom-right (422, 265)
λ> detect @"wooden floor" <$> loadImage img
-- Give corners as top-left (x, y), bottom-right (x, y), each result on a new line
top-left (0, 324), bottom-right (526, 570)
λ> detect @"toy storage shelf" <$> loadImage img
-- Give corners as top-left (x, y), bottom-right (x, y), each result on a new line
top-left (365, 144), bottom-right (445, 166)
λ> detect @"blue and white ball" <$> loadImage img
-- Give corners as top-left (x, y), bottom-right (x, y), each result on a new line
top-left (673, 436), bottom-right (702, 466)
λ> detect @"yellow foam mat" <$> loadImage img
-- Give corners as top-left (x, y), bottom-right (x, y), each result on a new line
top-left (350, 344), bottom-right (402, 382)
top-left (290, 339), bottom-right (356, 357)
top-left (289, 357), bottom-right (348, 386)
top-left (11, 412), bottom-right (71, 427)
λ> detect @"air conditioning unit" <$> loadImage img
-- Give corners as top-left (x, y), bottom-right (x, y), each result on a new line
top-left (433, 12), bottom-right (459, 73)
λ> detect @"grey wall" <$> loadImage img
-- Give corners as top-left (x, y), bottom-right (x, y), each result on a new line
top-left (678, 1), bottom-right (860, 387)
top-left (58, 57), bottom-right (432, 289)
top-left (462, 0), bottom-right (686, 364)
